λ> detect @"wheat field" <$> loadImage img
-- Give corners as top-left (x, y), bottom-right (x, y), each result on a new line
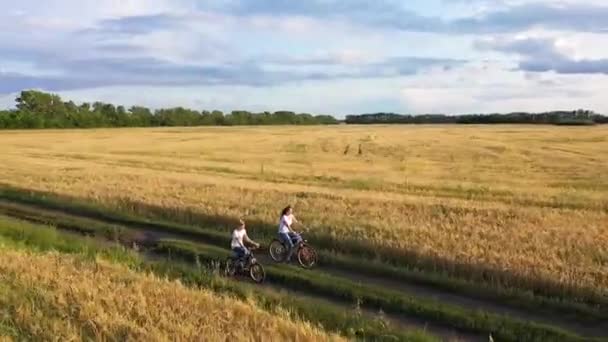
top-left (0, 247), bottom-right (343, 341)
top-left (1, 125), bottom-right (607, 295)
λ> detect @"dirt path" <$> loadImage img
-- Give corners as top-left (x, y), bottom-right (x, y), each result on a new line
top-left (321, 267), bottom-right (607, 338)
top-left (143, 252), bottom-right (483, 342)
top-left (257, 284), bottom-right (486, 342)
top-left (0, 202), bottom-right (482, 341)
top-left (0, 200), bottom-right (605, 340)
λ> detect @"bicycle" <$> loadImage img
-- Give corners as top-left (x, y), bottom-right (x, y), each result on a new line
top-left (224, 246), bottom-right (266, 283)
top-left (269, 231), bottom-right (318, 269)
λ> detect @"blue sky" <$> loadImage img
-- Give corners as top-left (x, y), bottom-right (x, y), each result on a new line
top-left (1, 0), bottom-right (608, 116)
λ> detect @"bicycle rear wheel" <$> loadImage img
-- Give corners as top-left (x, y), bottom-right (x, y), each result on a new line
top-left (269, 239), bottom-right (286, 262)
top-left (224, 258), bottom-right (237, 277)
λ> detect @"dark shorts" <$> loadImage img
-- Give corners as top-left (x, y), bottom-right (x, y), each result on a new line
top-left (232, 246), bottom-right (248, 259)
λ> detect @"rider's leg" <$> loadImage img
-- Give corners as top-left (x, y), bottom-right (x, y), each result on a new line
top-left (232, 247), bottom-right (248, 269)
top-left (279, 233), bottom-right (295, 261)
top-left (288, 232), bottom-right (302, 244)
top-left (233, 247), bottom-right (246, 260)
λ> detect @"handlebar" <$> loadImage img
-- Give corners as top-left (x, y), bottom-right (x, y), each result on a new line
top-left (298, 225), bottom-right (310, 233)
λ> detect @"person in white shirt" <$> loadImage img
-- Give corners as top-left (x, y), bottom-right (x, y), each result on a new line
top-left (231, 219), bottom-right (259, 262)
top-left (277, 205), bottom-right (302, 262)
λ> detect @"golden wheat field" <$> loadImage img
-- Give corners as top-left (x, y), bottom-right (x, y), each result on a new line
top-left (0, 247), bottom-right (342, 341)
top-left (1, 125), bottom-right (607, 294)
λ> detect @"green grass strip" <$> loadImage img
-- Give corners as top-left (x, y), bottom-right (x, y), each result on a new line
top-left (0, 215), bottom-right (436, 342)
top-left (0, 190), bottom-right (604, 325)
top-left (319, 250), bottom-right (608, 324)
top-left (156, 239), bottom-right (602, 342)
top-left (1, 206), bottom-right (604, 341)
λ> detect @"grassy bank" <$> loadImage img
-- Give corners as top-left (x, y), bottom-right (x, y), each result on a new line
top-left (1, 186), bottom-right (605, 325)
top-left (157, 238), bottom-right (599, 342)
top-left (0, 249), bottom-right (344, 341)
top-left (0, 215), bottom-right (436, 342)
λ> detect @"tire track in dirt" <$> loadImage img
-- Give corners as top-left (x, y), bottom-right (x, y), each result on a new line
top-left (0, 200), bottom-right (604, 341)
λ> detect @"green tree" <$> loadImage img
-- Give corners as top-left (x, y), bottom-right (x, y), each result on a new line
top-left (129, 106), bottom-right (153, 127)
top-left (0, 89), bottom-right (345, 129)
top-left (15, 90), bottom-right (67, 127)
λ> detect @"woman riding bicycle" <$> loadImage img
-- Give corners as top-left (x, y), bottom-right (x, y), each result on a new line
top-left (277, 205), bottom-right (302, 262)
top-left (231, 219), bottom-right (259, 264)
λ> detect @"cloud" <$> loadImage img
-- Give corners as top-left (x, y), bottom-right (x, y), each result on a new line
top-left (0, 53), bottom-right (464, 94)
top-left (397, 61), bottom-right (603, 114)
top-left (478, 36), bottom-right (608, 74)
top-left (450, 2), bottom-right (608, 33)
top-left (192, 1), bottom-right (608, 34)
top-left (45, 1), bottom-right (608, 36)
top-left (86, 14), bottom-right (180, 35)
top-left (0, 3), bottom-right (462, 94)
top-left (2, 0), bottom-right (608, 114)
top-left (0, 2), bottom-right (473, 95)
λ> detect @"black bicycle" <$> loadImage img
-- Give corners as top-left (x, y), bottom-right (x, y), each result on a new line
top-left (224, 247), bottom-right (266, 283)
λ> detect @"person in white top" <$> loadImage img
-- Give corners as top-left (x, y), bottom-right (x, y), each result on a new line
top-left (277, 205), bottom-right (302, 262)
top-left (231, 219), bottom-right (259, 262)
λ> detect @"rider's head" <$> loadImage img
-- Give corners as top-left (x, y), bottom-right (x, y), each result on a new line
top-left (238, 218), bottom-right (245, 229)
top-left (281, 205), bottom-right (292, 217)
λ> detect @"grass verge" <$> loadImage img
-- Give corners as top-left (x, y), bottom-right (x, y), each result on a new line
top-left (2, 203), bottom-right (606, 341)
top-left (0, 187), bottom-right (605, 325)
top-left (2, 183), bottom-right (604, 310)
top-left (155, 238), bottom-right (602, 342)
top-left (0, 214), bottom-right (436, 342)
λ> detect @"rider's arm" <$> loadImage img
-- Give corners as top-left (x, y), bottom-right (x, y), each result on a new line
top-left (244, 233), bottom-right (259, 248)
top-left (287, 222), bottom-right (296, 233)
top-left (289, 215), bottom-right (299, 233)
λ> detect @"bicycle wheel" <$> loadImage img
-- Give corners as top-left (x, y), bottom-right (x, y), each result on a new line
top-left (297, 245), bottom-right (317, 269)
top-left (249, 263), bottom-right (266, 283)
top-left (269, 239), bottom-right (286, 262)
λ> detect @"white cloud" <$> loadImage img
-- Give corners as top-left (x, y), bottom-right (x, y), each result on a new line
top-left (1, 0), bottom-right (608, 114)
top-left (7, 0), bottom-right (184, 24)
top-left (399, 61), bottom-right (608, 113)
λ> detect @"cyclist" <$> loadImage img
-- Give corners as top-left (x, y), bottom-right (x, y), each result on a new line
top-left (231, 218), bottom-right (259, 267)
top-left (277, 205), bottom-right (302, 262)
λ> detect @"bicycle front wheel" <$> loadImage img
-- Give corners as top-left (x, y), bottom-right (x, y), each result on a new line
top-left (297, 245), bottom-right (317, 269)
top-left (249, 263), bottom-right (266, 283)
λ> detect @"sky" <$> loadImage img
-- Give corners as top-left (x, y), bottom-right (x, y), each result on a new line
top-left (1, 0), bottom-right (608, 116)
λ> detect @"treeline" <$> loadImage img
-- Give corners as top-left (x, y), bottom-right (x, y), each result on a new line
top-left (2, 90), bottom-right (607, 129)
top-left (346, 111), bottom-right (608, 125)
top-left (0, 90), bottom-right (338, 129)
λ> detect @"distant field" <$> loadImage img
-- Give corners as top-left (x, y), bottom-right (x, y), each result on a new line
top-left (1, 125), bottom-right (607, 297)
